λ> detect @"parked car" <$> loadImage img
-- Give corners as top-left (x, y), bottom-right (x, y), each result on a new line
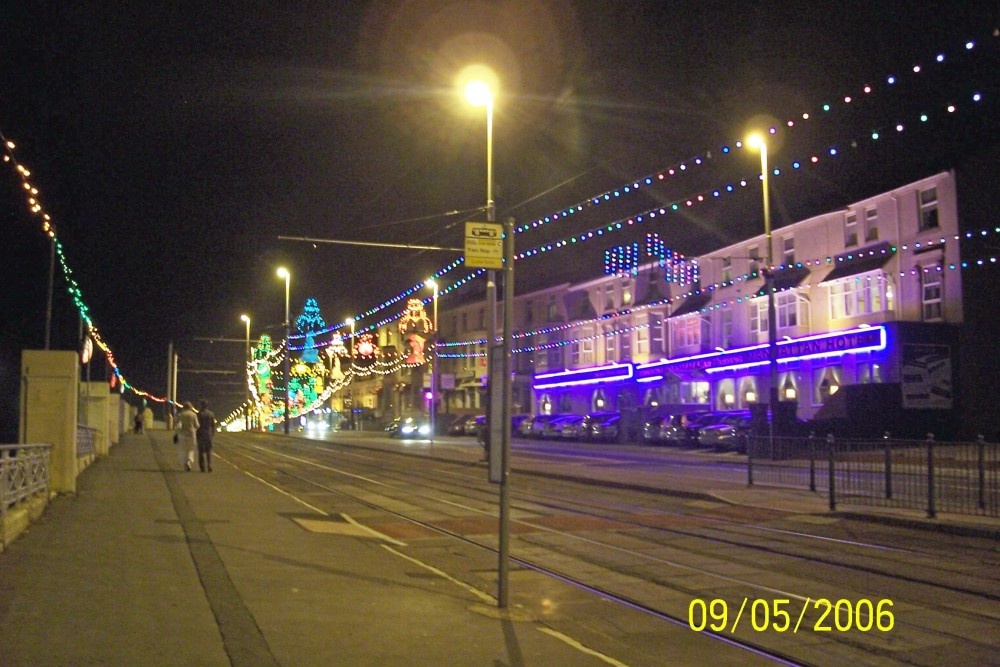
top-left (642, 414), bottom-right (668, 444)
top-left (657, 411), bottom-right (712, 446)
top-left (558, 415), bottom-right (587, 440)
top-left (696, 413), bottom-right (753, 452)
top-left (528, 414), bottom-right (563, 439)
top-left (510, 414), bottom-right (531, 434)
top-left (539, 414), bottom-right (582, 439)
top-left (579, 412), bottom-right (619, 442)
top-left (464, 415), bottom-right (486, 436)
top-left (588, 412), bottom-right (622, 443)
top-left (447, 414), bottom-right (476, 436)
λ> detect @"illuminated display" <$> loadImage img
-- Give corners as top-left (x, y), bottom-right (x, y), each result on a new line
top-left (575, 325), bottom-right (889, 386)
top-left (534, 363), bottom-right (634, 390)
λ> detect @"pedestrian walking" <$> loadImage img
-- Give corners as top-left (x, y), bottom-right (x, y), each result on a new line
top-left (174, 402), bottom-right (199, 471)
top-left (196, 399), bottom-right (217, 472)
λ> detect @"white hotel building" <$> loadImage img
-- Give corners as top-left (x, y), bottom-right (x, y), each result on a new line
top-left (406, 169), bottom-right (963, 439)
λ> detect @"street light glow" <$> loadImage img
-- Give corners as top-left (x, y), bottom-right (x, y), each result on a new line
top-left (465, 80), bottom-right (492, 107)
top-left (746, 133), bottom-right (766, 150)
top-left (277, 267), bottom-right (289, 279)
top-left (240, 314), bottom-right (250, 324)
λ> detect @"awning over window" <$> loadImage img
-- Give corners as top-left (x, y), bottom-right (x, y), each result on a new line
top-left (757, 265), bottom-right (811, 295)
top-left (669, 291), bottom-right (712, 318)
top-left (820, 242), bottom-right (895, 284)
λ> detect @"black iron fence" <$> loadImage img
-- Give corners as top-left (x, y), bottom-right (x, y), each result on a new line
top-left (747, 433), bottom-right (999, 518)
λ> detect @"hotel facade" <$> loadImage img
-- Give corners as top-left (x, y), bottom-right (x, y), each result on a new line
top-left (357, 170), bottom-right (966, 439)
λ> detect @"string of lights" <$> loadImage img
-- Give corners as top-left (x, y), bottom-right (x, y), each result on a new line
top-left (2, 31), bottom-right (993, 407)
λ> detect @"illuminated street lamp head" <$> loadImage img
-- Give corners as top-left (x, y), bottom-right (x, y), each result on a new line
top-left (240, 314), bottom-right (250, 325)
top-left (425, 278), bottom-right (437, 291)
top-left (746, 133), bottom-right (766, 151)
top-left (465, 80), bottom-right (492, 108)
top-left (276, 267), bottom-right (289, 280)
top-left (345, 317), bottom-right (355, 329)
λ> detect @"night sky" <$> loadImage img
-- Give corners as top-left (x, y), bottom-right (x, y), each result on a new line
top-left (1, 1), bottom-right (996, 432)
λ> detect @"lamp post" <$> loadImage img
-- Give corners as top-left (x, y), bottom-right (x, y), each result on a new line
top-left (747, 134), bottom-right (778, 444)
top-left (425, 278), bottom-right (438, 442)
top-left (346, 317), bottom-right (355, 430)
top-left (465, 75), bottom-right (512, 610)
top-left (277, 267), bottom-right (291, 435)
top-left (240, 314), bottom-right (251, 431)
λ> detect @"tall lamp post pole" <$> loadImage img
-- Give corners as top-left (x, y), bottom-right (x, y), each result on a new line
top-left (747, 134), bottom-right (777, 443)
top-left (425, 279), bottom-right (438, 442)
top-left (346, 317), bottom-right (355, 430)
top-left (240, 314), bottom-right (251, 431)
top-left (465, 76), bottom-right (512, 609)
top-left (277, 267), bottom-right (291, 434)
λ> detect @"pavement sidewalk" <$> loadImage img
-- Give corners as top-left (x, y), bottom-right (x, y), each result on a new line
top-left (0, 432), bottom-right (621, 667)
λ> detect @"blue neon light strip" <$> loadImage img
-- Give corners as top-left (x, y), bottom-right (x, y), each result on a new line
top-left (533, 363), bottom-right (634, 390)
top-left (543, 325), bottom-right (887, 386)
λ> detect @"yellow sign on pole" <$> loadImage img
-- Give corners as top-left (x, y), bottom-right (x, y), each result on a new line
top-left (464, 222), bottom-right (504, 269)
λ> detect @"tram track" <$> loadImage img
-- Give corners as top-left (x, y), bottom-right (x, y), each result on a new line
top-left (216, 435), bottom-right (1000, 666)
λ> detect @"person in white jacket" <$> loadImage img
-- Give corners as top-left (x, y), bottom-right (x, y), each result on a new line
top-left (174, 402), bottom-right (199, 471)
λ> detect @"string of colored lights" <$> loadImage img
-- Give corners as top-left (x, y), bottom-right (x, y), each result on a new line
top-left (310, 31), bottom-right (994, 336)
top-left (3, 31), bottom-right (992, 408)
top-left (436, 226), bottom-right (1000, 355)
top-left (511, 34), bottom-right (988, 237)
top-left (1, 135), bottom-right (177, 404)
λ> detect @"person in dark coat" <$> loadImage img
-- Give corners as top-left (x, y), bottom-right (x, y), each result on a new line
top-left (196, 399), bottom-right (217, 472)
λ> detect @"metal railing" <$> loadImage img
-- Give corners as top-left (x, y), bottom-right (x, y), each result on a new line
top-left (1, 444), bottom-right (52, 517)
top-left (748, 434), bottom-right (999, 518)
top-left (77, 425), bottom-right (97, 458)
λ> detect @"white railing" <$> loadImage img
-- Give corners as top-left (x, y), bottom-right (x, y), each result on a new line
top-left (1, 444), bottom-right (51, 517)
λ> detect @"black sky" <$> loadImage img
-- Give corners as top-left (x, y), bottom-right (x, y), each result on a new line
top-left (1, 1), bottom-right (996, 430)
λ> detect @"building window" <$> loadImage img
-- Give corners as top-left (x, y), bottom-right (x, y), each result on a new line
top-left (604, 325), bottom-right (617, 362)
top-left (921, 267), bottom-right (943, 321)
top-left (649, 315), bottom-right (665, 355)
top-left (622, 279), bottom-right (633, 306)
top-left (672, 316), bottom-right (703, 349)
top-left (620, 322), bottom-right (632, 360)
top-left (776, 291), bottom-right (801, 329)
top-left (844, 212), bottom-right (858, 247)
top-left (782, 236), bottom-right (795, 265)
top-left (919, 187), bottom-right (939, 230)
top-left (858, 361), bottom-right (883, 384)
top-left (582, 331), bottom-right (595, 365)
top-left (604, 284), bottom-right (615, 311)
top-left (477, 308), bottom-right (485, 329)
top-left (748, 245), bottom-right (760, 275)
top-left (680, 381), bottom-right (709, 404)
top-left (547, 297), bottom-right (559, 321)
top-left (524, 300), bottom-right (534, 325)
top-left (865, 207), bottom-right (879, 241)
top-left (636, 321), bottom-right (649, 356)
top-left (750, 300), bottom-right (767, 335)
top-left (828, 274), bottom-right (888, 319)
top-left (753, 293), bottom-right (808, 336)
top-left (534, 334), bottom-right (548, 371)
top-left (461, 312), bottom-right (468, 332)
top-left (720, 309), bottom-right (734, 349)
top-left (721, 257), bottom-right (733, 283)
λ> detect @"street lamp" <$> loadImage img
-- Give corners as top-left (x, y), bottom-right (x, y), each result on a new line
top-left (425, 278), bottom-right (438, 442)
top-left (240, 314), bottom-right (251, 431)
top-left (746, 133), bottom-right (778, 441)
top-left (277, 267), bottom-right (291, 435)
top-left (465, 72), bottom-right (513, 610)
top-left (345, 317), bottom-right (355, 430)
